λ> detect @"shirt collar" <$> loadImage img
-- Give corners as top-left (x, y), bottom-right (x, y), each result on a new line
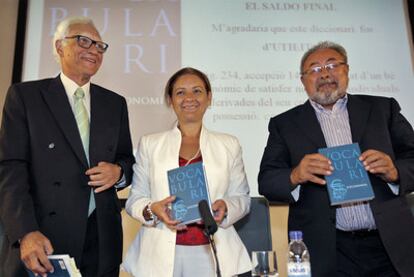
top-left (310, 94), bottom-right (348, 114)
top-left (60, 72), bottom-right (91, 98)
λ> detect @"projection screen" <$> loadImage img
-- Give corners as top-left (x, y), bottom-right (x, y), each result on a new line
top-left (22, 0), bottom-right (414, 196)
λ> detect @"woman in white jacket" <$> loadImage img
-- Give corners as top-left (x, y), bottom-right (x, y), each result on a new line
top-left (122, 67), bottom-right (251, 277)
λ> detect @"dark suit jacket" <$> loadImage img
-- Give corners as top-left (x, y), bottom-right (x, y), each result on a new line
top-left (258, 94), bottom-right (414, 277)
top-left (0, 76), bottom-right (135, 276)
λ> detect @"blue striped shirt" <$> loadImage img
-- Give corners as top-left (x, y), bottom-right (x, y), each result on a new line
top-left (309, 95), bottom-right (377, 230)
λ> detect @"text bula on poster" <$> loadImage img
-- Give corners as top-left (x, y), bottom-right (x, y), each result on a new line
top-left (46, 6), bottom-right (179, 74)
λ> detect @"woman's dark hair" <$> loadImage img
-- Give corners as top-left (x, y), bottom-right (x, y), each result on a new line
top-left (164, 67), bottom-right (212, 105)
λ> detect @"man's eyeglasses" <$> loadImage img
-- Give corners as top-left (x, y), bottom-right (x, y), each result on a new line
top-left (64, 35), bottom-right (109, 53)
top-left (301, 62), bottom-right (347, 76)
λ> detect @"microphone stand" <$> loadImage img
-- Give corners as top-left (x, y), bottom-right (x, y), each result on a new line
top-left (199, 200), bottom-right (221, 277)
top-left (204, 230), bottom-right (222, 277)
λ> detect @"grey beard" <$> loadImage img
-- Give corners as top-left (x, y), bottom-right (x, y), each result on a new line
top-left (311, 89), bottom-right (346, 106)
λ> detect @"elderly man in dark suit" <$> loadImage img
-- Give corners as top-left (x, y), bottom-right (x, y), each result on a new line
top-left (259, 41), bottom-right (414, 277)
top-left (0, 16), bottom-right (135, 277)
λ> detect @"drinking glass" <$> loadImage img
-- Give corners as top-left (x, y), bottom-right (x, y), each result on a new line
top-left (251, 250), bottom-right (278, 276)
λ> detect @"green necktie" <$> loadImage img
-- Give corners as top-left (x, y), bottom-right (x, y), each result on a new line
top-left (74, 88), bottom-right (95, 216)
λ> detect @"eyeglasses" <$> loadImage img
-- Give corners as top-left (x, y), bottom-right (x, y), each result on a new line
top-left (301, 62), bottom-right (347, 76)
top-left (64, 35), bottom-right (109, 53)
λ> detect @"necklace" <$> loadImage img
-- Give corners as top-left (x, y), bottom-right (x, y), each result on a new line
top-left (184, 148), bottom-right (200, 166)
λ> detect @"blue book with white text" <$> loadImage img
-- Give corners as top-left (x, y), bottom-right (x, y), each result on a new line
top-left (318, 143), bottom-right (375, 205)
top-left (25, 255), bottom-right (80, 277)
top-left (167, 162), bottom-right (211, 225)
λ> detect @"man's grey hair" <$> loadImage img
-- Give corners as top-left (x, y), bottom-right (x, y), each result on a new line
top-left (300, 41), bottom-right (348, 73)
top-left (52, 16), bottom-right (97, 62)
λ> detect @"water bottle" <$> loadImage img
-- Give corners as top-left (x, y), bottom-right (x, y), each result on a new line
top-left (287, 230), bottom-right (311, 277)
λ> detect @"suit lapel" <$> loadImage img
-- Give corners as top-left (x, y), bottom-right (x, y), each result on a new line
top-left (41, 76), bottom-right (89, 168)
top-left (347, 95), bottom-right (371, 143)
top-left (89, 85), bottom-right (111, 167)
top-left (292, 95), bottom-right (370, 150)
top-left (294, 101), bottom-right (327, 149)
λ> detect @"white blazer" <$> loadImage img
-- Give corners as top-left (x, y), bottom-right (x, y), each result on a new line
top-left (122, 126), bottom-right (251, 277)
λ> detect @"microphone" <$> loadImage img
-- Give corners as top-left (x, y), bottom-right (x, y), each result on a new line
top-left (198, 200), bottom-right (221, 277)
top-left (198, 200), bottom-right (218, 235)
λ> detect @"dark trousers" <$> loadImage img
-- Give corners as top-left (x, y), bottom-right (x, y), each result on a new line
top-left (79, 211), bottom-right (119, 277)
top-left (336, 229), bottom-right (399, 277)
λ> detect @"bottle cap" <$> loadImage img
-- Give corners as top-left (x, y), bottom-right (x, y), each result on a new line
top-left (289, 230), bottom-right (303, 240)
